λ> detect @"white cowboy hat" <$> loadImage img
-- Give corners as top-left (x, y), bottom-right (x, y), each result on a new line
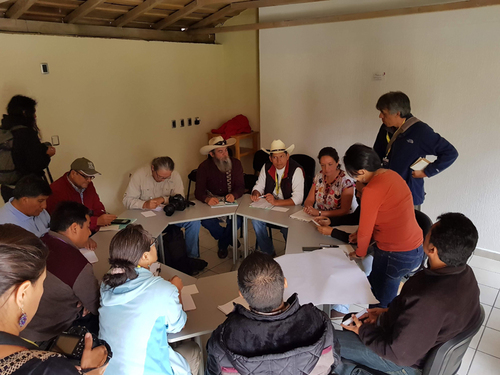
top-left (200, 136), bottom-right (237, 155)
top-left (262, 139), bottom-right (295, 155)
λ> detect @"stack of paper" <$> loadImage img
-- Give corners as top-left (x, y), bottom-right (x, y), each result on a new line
top-left (289, 210), bottom-right (314, 222)
top-left (250, 199), bottom-right (274, 209)
top-left (217, 296), bottom-right (249, 315)
top-left (181, 284), bottom-right (199, 312)
top-left (212, 200), bottom-right (238, 208)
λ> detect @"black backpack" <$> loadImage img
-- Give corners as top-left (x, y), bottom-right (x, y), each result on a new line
top-left (0, 125), bottom-right (24, 185)
top-left (162, 226), bottom-right (207, 276)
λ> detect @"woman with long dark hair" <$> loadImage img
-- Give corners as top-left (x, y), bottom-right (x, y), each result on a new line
top-left (0, 95), bottom-right (56, 202)
top-left (0, 224), bottom-right (107, 374)
top-left (343, 144), bottom-right (423, 308)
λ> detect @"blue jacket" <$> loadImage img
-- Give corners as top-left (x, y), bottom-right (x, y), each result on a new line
top-left (373, 116), bottom-right (458, 205)
top-left (99, 268), bottom-right (189, 375)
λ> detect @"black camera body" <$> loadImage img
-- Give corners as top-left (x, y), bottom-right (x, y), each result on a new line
top-left (163, 194), bottom-right (193, 216)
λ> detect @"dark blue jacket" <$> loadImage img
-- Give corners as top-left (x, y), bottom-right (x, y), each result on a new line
top-left (373, 115), bottom-right (458, 205)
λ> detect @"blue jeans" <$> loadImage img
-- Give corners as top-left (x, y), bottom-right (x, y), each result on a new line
top-left (201, 216), bottom-right (242, 250)
top-left (336, 330), bottom-right (422, 375)
top-left (369, 244), bottom-right (423, 308)
top-left (175, 221), bottom-right (201, 258)
top-left (252, 220), bottom-right (287, 255)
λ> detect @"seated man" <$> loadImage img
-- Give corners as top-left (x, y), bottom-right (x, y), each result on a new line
top-left (123, 156), bottom-right (201, 259)
top-left (206, 252), bottom-right (340, 375)
top-left (21, 201), bottom-right (100, 344)
top-left (196, 136), bottom-right (244, 259)
top-left (336, 212), bottom-right (481, 375)
top-left (0, 174), bottom-right (51, 237)
top-left (251, 140), bottom-right (304, 256)
top-left (46, 157), bottom-right (117, 233)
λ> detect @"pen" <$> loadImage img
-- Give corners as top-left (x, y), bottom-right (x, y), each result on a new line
top-left (259, 195), bottom-right (266, 198)
top-left (319, 244), bottom-right (339, 248)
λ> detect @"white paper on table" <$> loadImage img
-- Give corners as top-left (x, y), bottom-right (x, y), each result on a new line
top-left (332, 225), bottom-right (358, 234)
top-left (181, 293), bottom-right (196, 311)
top-left (217, 296), bottom-right (249, 315)
top-left (99, 224), bottom-right (121, 232)
top-left (275, 248), bottom-right (378, 306)
top-left (183, 284), bottom-right (199, 295)
top-left (249, 199), bottom-right (274, 210)
top-left (79, 249), bottom-right (98, 263)
top-left (271, 207), bottom-right (289, 212)
top-left (141, 211), bottom-right (156, 217)
top-left (153, 204), bottom-right (165, 212)
top-left (289, 210), bottom-right (314, 222)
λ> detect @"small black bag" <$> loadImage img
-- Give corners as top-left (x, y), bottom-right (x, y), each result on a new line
top-left (162, 225), bottom-right (207, 276)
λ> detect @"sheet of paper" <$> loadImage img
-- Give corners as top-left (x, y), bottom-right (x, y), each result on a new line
top-left (249, 199), bottom-right (274, 210)
top-left (217, 296), bottom-right (249, 315)
top-left (181, 293), bottom-right (196, 311)
top-left (79, 249), bottom-right (98, 264)
top-left (99, 224), bottom-right (121, 232)
top-left (153, 204), bottom-right (165, 212)
top-left (332, 225), bottom-right (358, 234)
top-left (275, 248), bottom-right (378, 306)
top-left (289, 210), bottom-right (314, 222)
top-left (183, 284), bottom-right (199, 295)
top-left (410, 158), bottom-right (430, 171)
top-left (141, 211), bottom-right (156, 217)
top-left (271, 207), bottom-right (289, 212)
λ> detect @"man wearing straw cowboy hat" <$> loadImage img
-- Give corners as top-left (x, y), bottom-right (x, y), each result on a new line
top-left (196, 136), bottom-right (245, 259)
top-left (251, 140), bottom-right (305, 256)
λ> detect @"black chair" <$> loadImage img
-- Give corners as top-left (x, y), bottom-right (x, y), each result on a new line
top-left (244, 150), bottom-right (269, 193)
top-left (290, 153), bottom-right (316, 204)
top-left (352, 305), bottom-right (485, 375)
top-left (186, 169), bottom-right (197, 200)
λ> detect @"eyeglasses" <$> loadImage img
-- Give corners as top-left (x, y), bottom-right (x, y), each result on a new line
top-left (150, 237), bottom-right (160, 249)
top-left (76, 171), bottom-right (95, 181)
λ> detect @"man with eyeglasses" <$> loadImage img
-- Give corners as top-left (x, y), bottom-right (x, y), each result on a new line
top-left (47, 157), bottom-right (117, 235)
top-left (123, 156), bottom-right (202, 260)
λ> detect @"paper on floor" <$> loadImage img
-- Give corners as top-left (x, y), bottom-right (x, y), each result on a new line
top-left (218, 296), bottom-right (249, 315)
top-left (275, 248), bottom-right (378, 306)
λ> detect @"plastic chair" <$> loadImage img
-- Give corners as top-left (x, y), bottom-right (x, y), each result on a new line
top-left (351, 305), bottom-right (485, 375)
top-left (290, 153), bottom-right (316, 204)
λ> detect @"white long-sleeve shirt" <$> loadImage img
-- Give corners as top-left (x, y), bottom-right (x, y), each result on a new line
top-left (252, 164), bottom-right (304, 205)
top-left (123, 165), bottom-right (184, 209)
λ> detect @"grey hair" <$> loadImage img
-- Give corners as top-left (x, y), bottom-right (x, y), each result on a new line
top-left (152, 156), bottom-right (175, 172)
top-left (376, 91), bottom-right (411, 117)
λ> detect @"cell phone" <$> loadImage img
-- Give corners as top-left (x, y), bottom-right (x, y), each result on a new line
top-left (302, 246), bottom-right (321, 252)
top-left (343, 309), bottom-right (368, 326)
top-left (111, 218), bottom-right (131, 225)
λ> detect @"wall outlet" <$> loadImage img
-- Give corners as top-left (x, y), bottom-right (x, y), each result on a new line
top-left (188, 118), bottom-right (192, 126)
top-left (180, 119), bottom-right (185, 127)
top-left (40, 63), bottom-right (49, 74)
top-left (194, 117), bottom-right (200, 125)
top-left (172, 120), bottom-right (176, 129)
top-left (51, 135), bottom-right (60, 146)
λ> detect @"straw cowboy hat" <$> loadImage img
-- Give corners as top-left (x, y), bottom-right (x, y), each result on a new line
top-left (200, 136), bottom-right (237, 155)
top-left (262, 139), bottom-right (295, 155)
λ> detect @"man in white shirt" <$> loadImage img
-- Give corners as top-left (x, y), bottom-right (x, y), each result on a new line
top-left (123, 157), bottom-right (201, 259)
top-left (251, 140), bottom-right (304, 256)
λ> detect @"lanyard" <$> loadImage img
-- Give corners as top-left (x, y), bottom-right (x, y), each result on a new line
top-left (275, 171), bottom-right (281, 196)
top-left (384, 118), bottom-right (406, 159)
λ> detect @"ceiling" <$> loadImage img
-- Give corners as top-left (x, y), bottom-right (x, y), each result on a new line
top-left (0, 0), bottom-right (498, 43)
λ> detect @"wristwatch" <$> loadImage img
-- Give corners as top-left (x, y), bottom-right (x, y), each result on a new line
top-left (318, 211), bottom-right (322, 216)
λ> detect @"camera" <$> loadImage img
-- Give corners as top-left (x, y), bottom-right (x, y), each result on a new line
top-left (163, 194), bottom-right (193, 216)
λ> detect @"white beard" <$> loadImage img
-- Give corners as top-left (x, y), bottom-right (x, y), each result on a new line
top-left (214, 157), bottom-right (232, 173)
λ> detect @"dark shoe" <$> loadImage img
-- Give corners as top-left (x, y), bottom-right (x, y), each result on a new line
top-left (218, 247), bottom-right (228, 259)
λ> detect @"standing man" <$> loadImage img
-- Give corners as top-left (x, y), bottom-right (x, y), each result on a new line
top-left (46, 157), bottom-right (117, 233)
top-left (373, 91), bottom-right (458, 207)
top-left (196, 136), bottom-right (245, 259)
top-left (123, 156), bottom-right (201, 259)
top-left (251, 140), bottom-right (304, 256)
top-left (0, 174), bottom-right (51, 237)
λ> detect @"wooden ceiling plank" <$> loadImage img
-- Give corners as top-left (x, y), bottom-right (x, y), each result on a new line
top-left (6, 0), bottom-right (39, 19)
top-left (64, 0), bottom-right (106, 23)
top-left (112, 0), bottom-right (165, 27)
top-left (189, 0), bottom-right (500, 34)
top-left (189, 3), bottom-right (233, 28)
top-left (0, 16), bottom-right (213, 42)
top-left (153, 0), bottom-right (201, 29)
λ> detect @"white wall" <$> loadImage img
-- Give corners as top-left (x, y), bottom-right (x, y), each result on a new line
top-left (0, 12), bottom-right (259, 213)
top-left (259, 6), bottom-right (500, 253)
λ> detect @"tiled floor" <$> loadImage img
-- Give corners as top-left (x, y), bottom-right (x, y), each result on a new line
top-left (197, 226), bottom-right (500, 374)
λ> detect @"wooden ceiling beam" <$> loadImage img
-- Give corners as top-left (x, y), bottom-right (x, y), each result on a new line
top-left (64, 0), bottom-right (106, 24)
top-left (0, 17), bottom-right (214, 42)
top-left (112, 0), bottom-right (165, 27)
top-left (190, 0), bottom-right (328, 29)
top-left (153, 0), bottom-right (201, 29)
top-left (6, 0), bottom-right (38, 19)
top-left (189, 0), bottom-right (500, 34)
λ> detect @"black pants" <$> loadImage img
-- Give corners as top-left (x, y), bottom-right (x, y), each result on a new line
top-left (1, 185), bottom-right (14, 203)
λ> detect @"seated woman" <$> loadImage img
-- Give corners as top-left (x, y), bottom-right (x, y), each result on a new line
top-left (0, 224), bottom-right (107, 374)
top-left (342, 144), bottom-right (423, 308)
top-left (303, 147), bottom-right (355, 218)
top-left (99, 224), bottom-right (200, 375)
